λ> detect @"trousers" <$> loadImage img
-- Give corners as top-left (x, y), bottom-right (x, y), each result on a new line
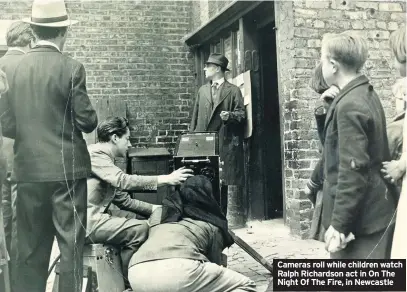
top-left (129, 258), bottom-right (257, 292)
top-left (86, 209), bottom-right (149, 287)
top-left (13, 179), bottom-right (87, 292)
top-left (2, 178), bottom-right (16, 261)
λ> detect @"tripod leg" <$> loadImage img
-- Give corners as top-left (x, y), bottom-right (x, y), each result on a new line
top-left (229, 230), bottom-right (273, 273)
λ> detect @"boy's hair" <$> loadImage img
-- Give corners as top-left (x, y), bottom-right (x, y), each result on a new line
top-left (321, 31), bottom-right (368, 72)
top-left (6, 21), bottom-right (35, 47)
top-left (309, 63), bottom-right (330, 94)
top-left (389, 25), bottom-right (406, 64)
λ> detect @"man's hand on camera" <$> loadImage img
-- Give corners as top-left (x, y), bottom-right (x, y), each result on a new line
top-left (158, 167), bottom-right (194, 186)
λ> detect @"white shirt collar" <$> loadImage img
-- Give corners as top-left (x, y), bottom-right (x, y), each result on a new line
top-left (7, 47), bottom-right (26, 54)
top-left (36, 40), bottom-right (61, 52)
top-left (212, 77), bottom-right (225, 88)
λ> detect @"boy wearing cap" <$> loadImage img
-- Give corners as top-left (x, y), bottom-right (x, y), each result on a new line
top-left (190, 53), bottom-right (246, 226)
top-left (0, 1), bottom-right (98, 292)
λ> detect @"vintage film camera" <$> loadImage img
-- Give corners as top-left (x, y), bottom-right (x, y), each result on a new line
top-left (173, 132), bottom-right (224, 208)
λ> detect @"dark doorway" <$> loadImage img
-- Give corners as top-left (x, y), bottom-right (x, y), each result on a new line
top-left (259, 21), bottom-right (283, 219)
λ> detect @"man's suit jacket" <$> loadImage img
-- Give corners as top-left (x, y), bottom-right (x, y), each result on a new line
top-left (0, 45), bottom-right (98, 182)
top-left (86, 143), bottom-right (157, 236)
top-left (321, 75), bottom-right (395, 236)
top-left (0, 50), bottom-right (26, 178)
top-left (190, 81), bottom-right (245, 185)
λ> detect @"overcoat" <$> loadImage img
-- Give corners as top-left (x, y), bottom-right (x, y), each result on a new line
top-left (321, 75), bottom-right (396, 237)
top-left (190, 81), bottom-right (245, 185)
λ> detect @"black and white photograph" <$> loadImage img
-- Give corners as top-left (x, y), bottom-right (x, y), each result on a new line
top-left (0, 0), bottom-right (405, 291)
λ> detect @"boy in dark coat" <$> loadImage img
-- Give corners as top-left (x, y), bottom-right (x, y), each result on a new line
top-left (320, 31), bottom-right (395, 259)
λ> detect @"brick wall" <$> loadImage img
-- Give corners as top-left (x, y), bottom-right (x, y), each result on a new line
top-left (0, 0), bottom-right (195, 150)
top-left (208, 0), bottom-right (233, 19)
top-left (275, 0), bottom-right (406, 238)
top-left (191, 0), bottom-right (234, 31)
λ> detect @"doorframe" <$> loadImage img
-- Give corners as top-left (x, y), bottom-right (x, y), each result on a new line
top-left (273, 1), bottom-right (291, 223)
top-left (239, 4), bottom-right (284, 221)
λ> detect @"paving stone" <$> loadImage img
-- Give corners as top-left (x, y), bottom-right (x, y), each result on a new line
top-left (227, 219), bottom-right (328, 292)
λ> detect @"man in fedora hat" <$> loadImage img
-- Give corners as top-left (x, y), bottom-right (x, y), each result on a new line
top-left (0, 20), bottom-right (36, 266)
top-left (0, 1), bottom-right (97, 291)
top-left (190, 53), bottom-right (246, 227)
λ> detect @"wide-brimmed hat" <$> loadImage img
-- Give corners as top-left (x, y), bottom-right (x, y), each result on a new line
top-left (205, 53), bottom-right (230, 71)
top-left (23, 0), bottom-right (78, 27)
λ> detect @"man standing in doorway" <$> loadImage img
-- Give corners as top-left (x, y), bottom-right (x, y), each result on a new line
top-left (0, 1), bottom-right (98, 291)
top-left (0, 20), bottom-right (36, 262)
top-left (190, 53), bottom-right (246, 227)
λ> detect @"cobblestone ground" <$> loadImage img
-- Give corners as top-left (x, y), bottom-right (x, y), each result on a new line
top-left (225, 219), bottom-right (329, 292)
top-left (46, 218), bottom-right (329, 292)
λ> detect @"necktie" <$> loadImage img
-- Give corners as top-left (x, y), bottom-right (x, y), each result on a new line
top-left (212, 82), bottom-right (219, 105)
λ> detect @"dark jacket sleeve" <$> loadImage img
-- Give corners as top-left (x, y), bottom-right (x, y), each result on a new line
top-left (226, 87), bottom-right (246, 125)
top-left (72, 63), bottom-right (98, 133)
top-left (310, 157), bottom-right (324, 188)
top-left (306, 106), bottom-right (326, 203)
top-left (307, 156), bottom-right (324, 205)
top-left (386, 115), bottom-right (404, 161)
top-left (331, 101), bottom-right (370, 235)
top-left (314, 106), bottom-right (327, 144)
top-left (206, 227), bottom-right (224, 265)
top-left (0, 94), bottom-right (16, 139)
top-left (190, 90), bottom-right (199, 132)
top-left (0, 124), bottom-right (6, 183)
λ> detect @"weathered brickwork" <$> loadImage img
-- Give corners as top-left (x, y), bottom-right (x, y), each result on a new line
top-left (191, 0), bottom-right (234, 31)
top-left (275, 0), bottom-right (406, 238)
top-left (0, 0), bottom-right (195, 149)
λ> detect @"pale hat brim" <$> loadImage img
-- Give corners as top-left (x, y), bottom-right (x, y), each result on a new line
top-left (22, 17), bottom-right (78, 27)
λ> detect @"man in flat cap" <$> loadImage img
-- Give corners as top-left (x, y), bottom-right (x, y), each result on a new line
top-left (0, 1), bottom-right (98, 291)
top-left (190, 53), bottom-right (246, 227)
